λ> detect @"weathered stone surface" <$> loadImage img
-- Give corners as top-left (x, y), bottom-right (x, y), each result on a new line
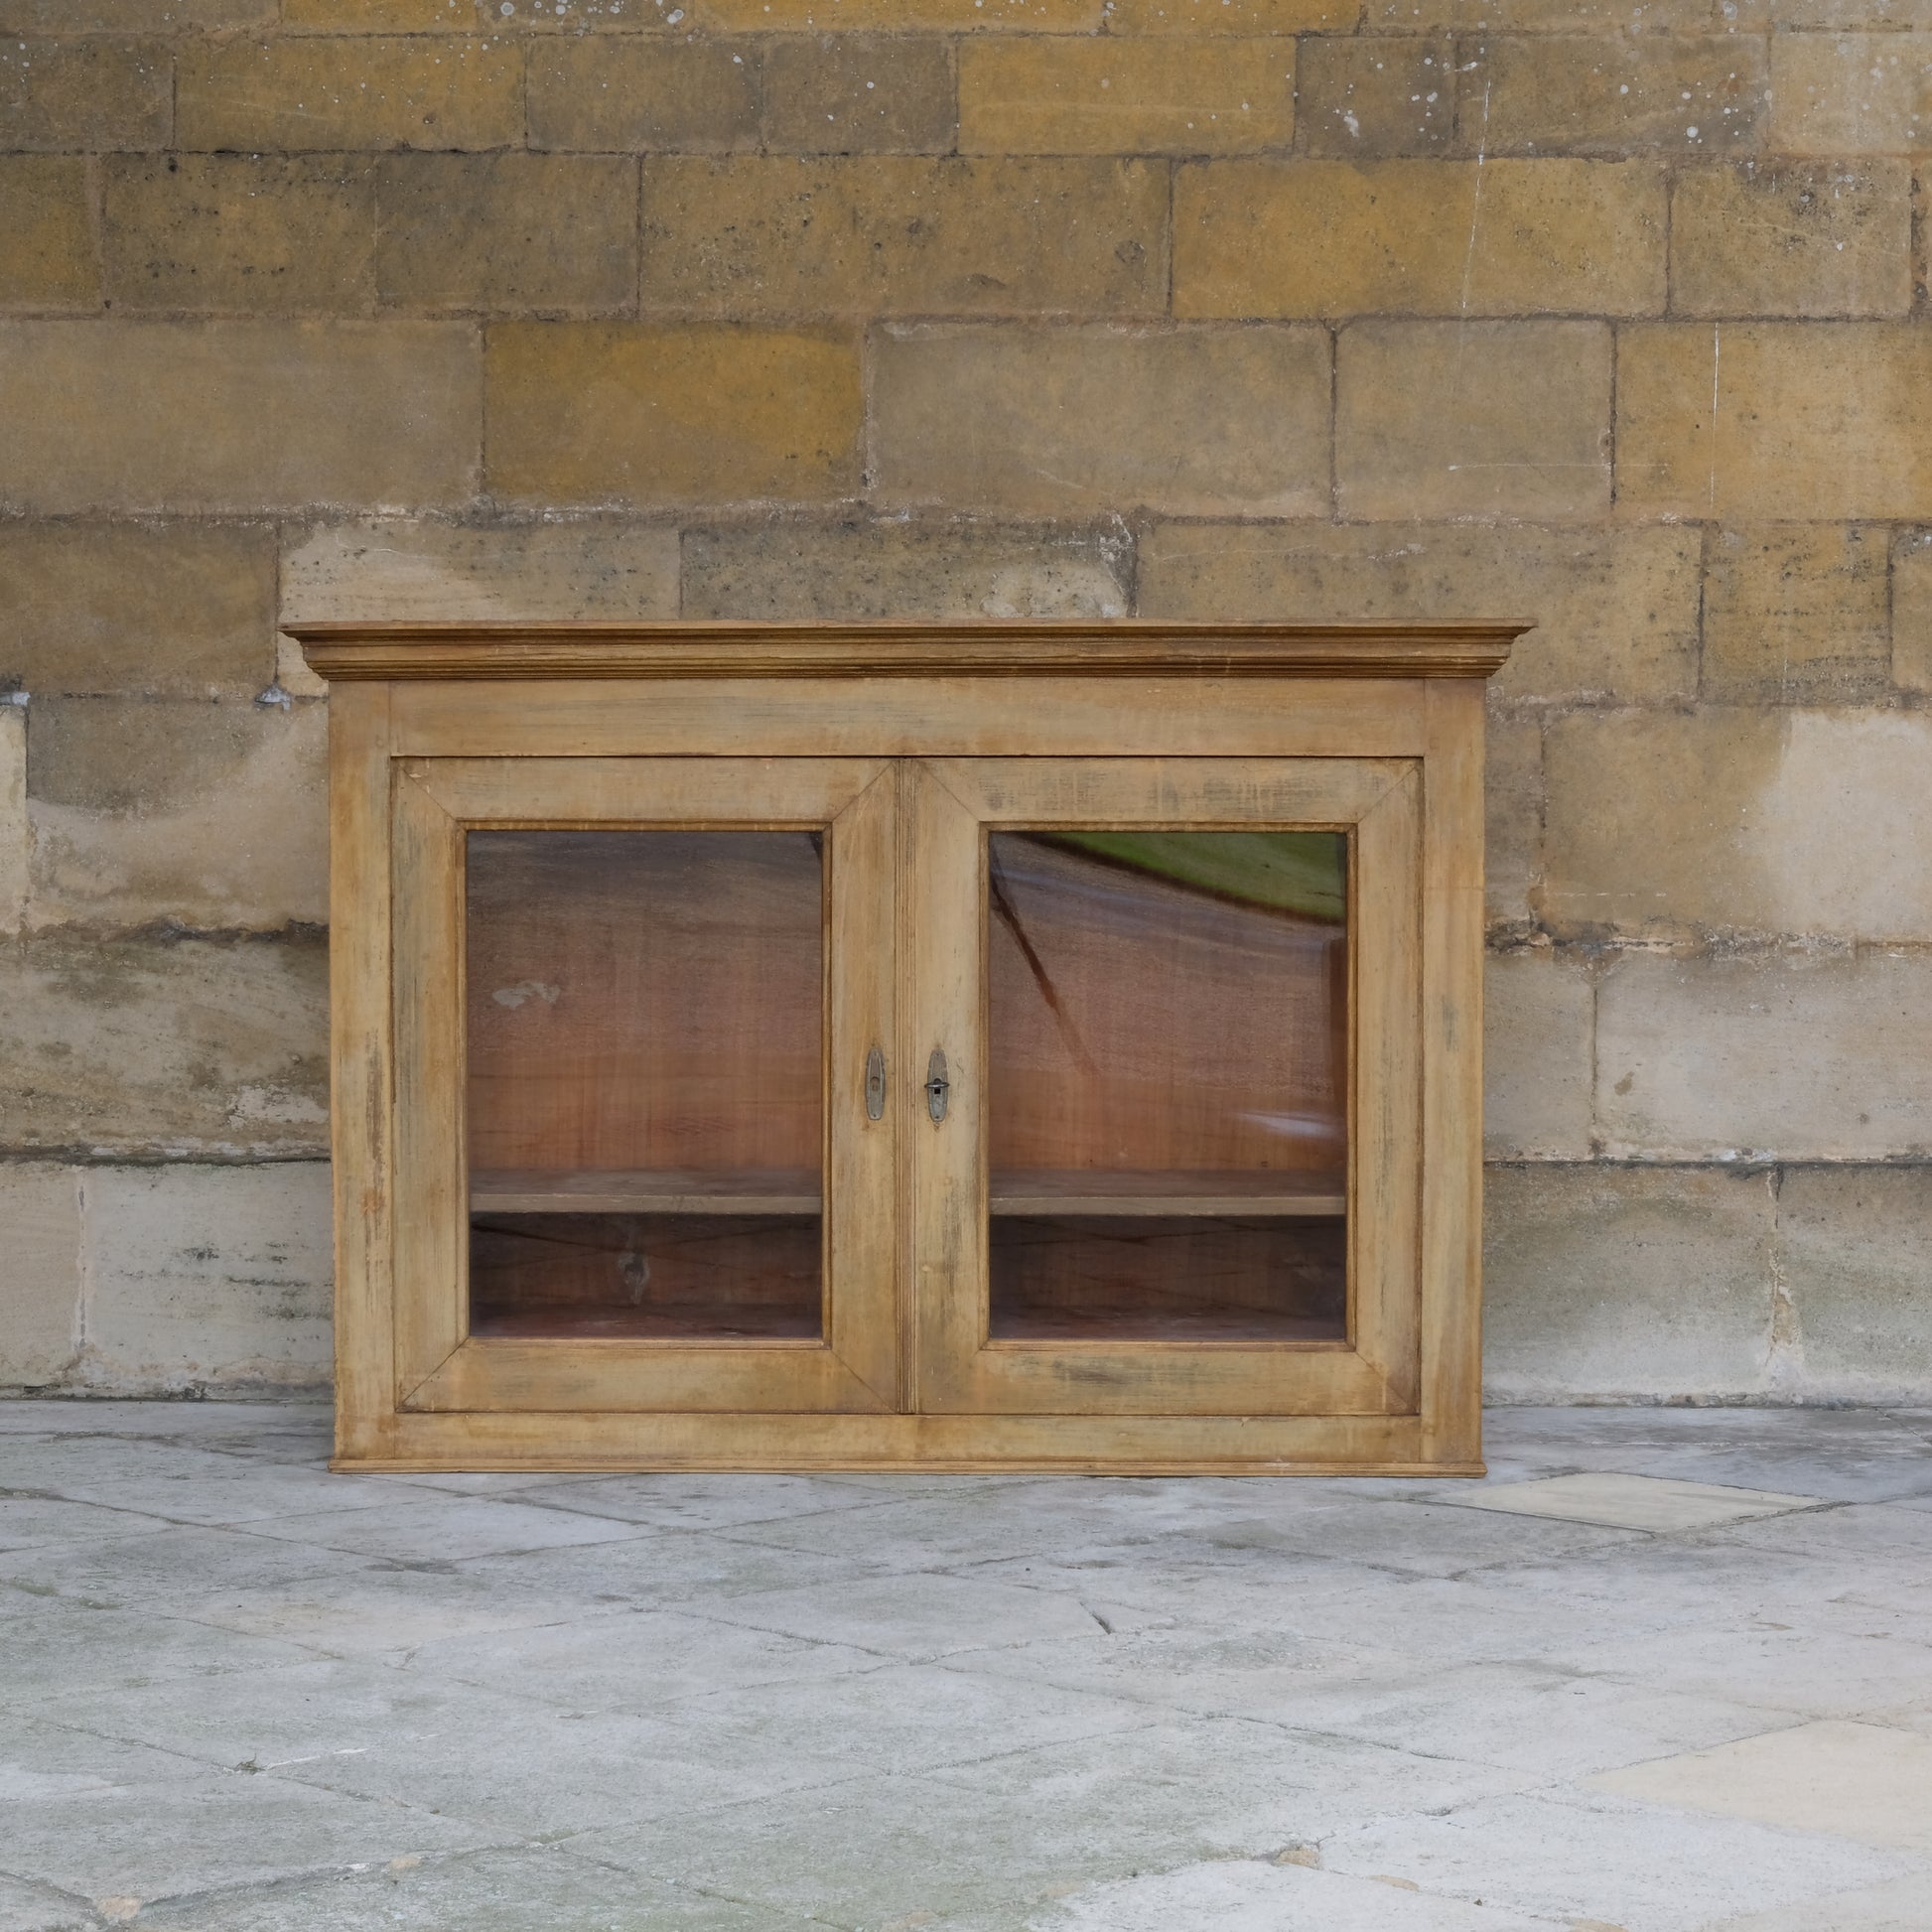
top-left (283, 0), bottom-right (478, 23)
top-left (77, 1163), bottom-right (332, 1394)
top-left (682, 520), bottom-right (1130, 619)
top-left (487, 324), bottom-right (861, 507)
top-left (0, 157), bottom-right (97, 311)
top-left (1366, 0), bottom-right (1754, 23)
top-left (0, 321), bottom-right (479, 514)
top-left (374, 155), bottom-right (635, 315)
top-left (958, 37), bottom-right (1295, 155)
top-left (0, 932), bottom-right (329, 1158)
top-left (1462, 35), bottom-right (1770, 156)
top-left (1670, 162), bottom-right (1912, 318)
top-left (0, 704), bottom-right (25, 935)
top-left (639, 158), bottom-right (1168, 318)
top-left (760, 36), bottom-right (957, 154)
top-left (1485, 950), bottom-right (1593, 1159)
top-left (1701, 525), bottom-right (1891, 704)
top-left (1545, 709), bottom-right (1932, 943)
top-left (1616, 323), bottom-right (1932, 520)
top-left (872, 324), bottom-right (1330, 516)
top-left (1336, 321), bottom-right (1613, 519)
top-left (527, 38), bottom-right (759, 152)
top-left (1108, 0), bottom-right (1350, 27)
top-left (1768, 33), bottom-right (1932, 155)
top-left (1893, 529), bottom-right (1932, 695)
top-left (0, 1165), bottom-right (78, 1390)
top-left (102, 157), bottom-right (376, 317)
top-left (1484, 1164), bottom-right (1776, 1402)
top-left (696, 0), bottom-right (1103, 26)
top-left (26, 699), bottom-right (327, 933)
top-left (0, 0), bottom-right (273, 24)
top-left (0, 39), bottom-right (171, 151)
top-left (1486, 713), bottom-right (1541, 927)
top-left (1174, 159), bottom-right (1666, 319)
top-left (1136, 521), bottom-right (1699, 704)
top-left (0, 522), bottom-right (276, 699)
top-left (1778, 1166), bottom-right (1932, 1402)
top-left (177, 36), bottom-right (522, 152)
top-left (1596, 949), bottom-right (1932, 1158)
top-left (1297, 37), bottom-right (1453, 157)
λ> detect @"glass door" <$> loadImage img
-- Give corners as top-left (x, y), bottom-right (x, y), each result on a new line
top-left (909, 759), bottom-right (1423, 1418)
top-left (390, 758), bottom-right (897, 1414)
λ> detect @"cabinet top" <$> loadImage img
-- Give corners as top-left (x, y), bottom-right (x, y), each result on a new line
top-left (290, 621), bottom-right (1522, 683)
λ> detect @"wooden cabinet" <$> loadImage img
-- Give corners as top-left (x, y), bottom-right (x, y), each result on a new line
top-left (296, 622), bottom-right (1516, 1474)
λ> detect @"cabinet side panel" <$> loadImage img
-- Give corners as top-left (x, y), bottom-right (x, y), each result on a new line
top-left (329, 683), bottom-right (397, 1462)
top-left (1420, 679), bottom-right (1487, 1467)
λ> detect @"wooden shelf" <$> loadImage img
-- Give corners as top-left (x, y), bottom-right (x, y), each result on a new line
top-left (472, 1170), bottom-right (821, 1216)
top-left (471, 1168), bottom-right (1345, 1219)
top-left (991, 1171), bottom-right (1346, 1218)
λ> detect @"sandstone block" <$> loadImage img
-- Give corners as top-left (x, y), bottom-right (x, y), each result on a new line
top-left (79, 1164), bottom-right (332, 1395)
top-left (0, 39), bottom-right (170, 152)
top-left (0, 932), bottom-right (328, 1157)
top-left (1769, 33), bottom-right (1932, 154)
top-left (283, 0), bottom-right (472, 23)
top-left (1616, 323), bottom-right (1932, 520)
top-left (0, 0), bottom-right (272, 24)
top-left (1893, 529), bottom-right (1932, 694)
top-left (639, 157), bottom-right (1168, 318)
top-left (871, 324), bottom-right (1330, 517)
top-left (1461, 35), bottom-right (1769, 156)
top-left (374, 154), bottom-right (635, 315)
top-left (1136, 521), bottom-right (1700, 705)
top-left (277, 514), bottom-right (678, 693)
top-left (694, 0), bottom-right (1103, 26)
top-left (1485, 713), bottom-right (1541, 927)
top-left (0, 158), bottom-right (98, 311)
top-left (1108, 0), bottom-right (1352, 28)
top-left (1298, 38), bottom-right (1451, 158)
top-left (102, 156), bottom-right (376, 317)
top-left (1702, 524), bottom-right (1890, 704)
top-left (1366, 0), bottom-right (1753, 24)
top-left (1174, 158), bottom-right (1664, 319)
top-left (1670, 162), bottom-right (1912, 318)
top-left (0, 704), bottom-right (24, 935)
top-left (527, 38), bottom-right (758, 151)
top-left (959, 37), bottom-right (1294, 155)
top-left (26, 699), bottom-right (327, 933)
top-left (1772, 0), bottom-right (1932, 23)
top-left (1484, 1164), bottom-right (1776, 1402)
top-left (485, 323), bottom-right (862, 507)
top-left (0, 321), bottom-right (479, 514)
top-left (1595, 949), bottom-right (1932, 1158)
top-left (0, 521), bottom-right (276, 698)
top-left (1336, 320), bottom-right (1612, 519)
top-left (0, 1164), bottom-right (79, 1390)
top-left (682, 520), bottom-right (1130, 619)
top-left (1484, 950), bottom-right (1593, 1159)
top-left (1545, 709), bottom-right (1932, 943)
top-left (761, 36), bottom-right (956, 154)
top-left (1777, 1166), bottom-right (1932, 1402)
top-left (177, 36), bottom-right (521, 151)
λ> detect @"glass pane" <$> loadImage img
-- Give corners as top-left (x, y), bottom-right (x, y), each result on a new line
top-left (466, 830), bottom-right (824, 1341)
top-left (987, 830), bottom-right (1347, 1343)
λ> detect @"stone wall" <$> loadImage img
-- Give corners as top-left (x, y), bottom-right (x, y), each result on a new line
top-left (2, 0), bottom-right (1928, 1402)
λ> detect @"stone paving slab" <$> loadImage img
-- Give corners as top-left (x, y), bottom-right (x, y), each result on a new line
top-left (1, 1401), bottom-right (1930, 1930)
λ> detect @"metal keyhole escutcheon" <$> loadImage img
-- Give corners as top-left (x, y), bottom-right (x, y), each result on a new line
top-left (925, 1047), bottom-right (950, 1124)
top-left (865, 1045), bottom-right (886, 1122)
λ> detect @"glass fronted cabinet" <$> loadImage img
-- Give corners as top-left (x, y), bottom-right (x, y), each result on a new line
top-left (298, 622), bottom-right (1515, 1474)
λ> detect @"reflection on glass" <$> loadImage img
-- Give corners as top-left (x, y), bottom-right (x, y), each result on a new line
top-left (465, 830), bottom-right (824, 1341)
top-left (987, 831), bottom-right (1347, 1343)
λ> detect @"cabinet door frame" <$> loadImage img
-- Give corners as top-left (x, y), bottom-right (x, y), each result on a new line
top-left (389, 755), bottom-right (899, 1415)
top-left (906, 756), bottom-right (1424, 1419)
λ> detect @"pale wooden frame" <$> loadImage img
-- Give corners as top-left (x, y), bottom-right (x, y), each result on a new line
top-left (388, 757), bottom-right (899, 1416)
top-left (906, 757), bottom-right (1422, 1419)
